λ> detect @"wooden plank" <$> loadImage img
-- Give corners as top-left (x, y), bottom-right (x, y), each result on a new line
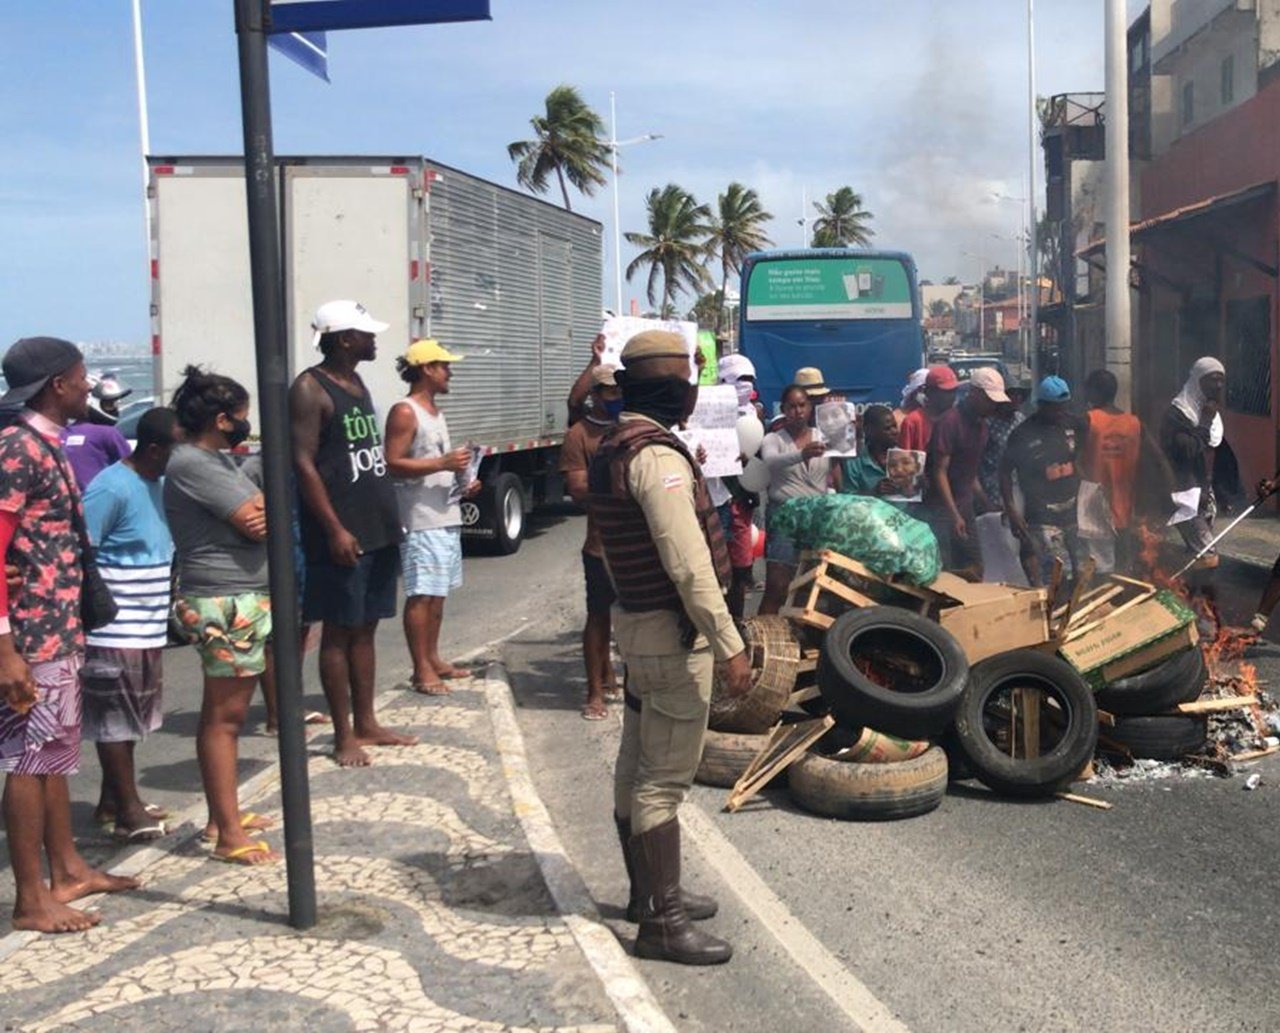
top-left (778, 605), bottom-right (834, 631)
top-left (1230, 745), bottom-right (1280, 762)
top-left (1173, 695), bottom-right (1258, 714)
top-left (820, 549), bottom-right (936, 604)
top-left (787, 685), bottom-right (821, 706)
top-left (1062, 588), bottom-right (1157, 643)
top-left (1014, 687), bottom-right (1041, 759)
top-left (1054, 580), bottom-right (1120, 621)
top-left (724, 715), bottom-right (834, 813)
top-left (1054, 558), bottom-right (1096, 641)
top-left (1096, 708), bottom-right (1117, 728)
top-left (1109, 574), bottom-right (1157, 591)
top-left (815, 574), bottom-right (878, 610)
top-left (1064, 585), bottom-right (1126, 627)
top-left (1055, 791), bottom-right (1113, 811)
top-left (1045, 557), bottom-right (1065, 616)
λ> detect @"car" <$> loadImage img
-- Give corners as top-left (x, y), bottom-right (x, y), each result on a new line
top-left (948, 355), bottom-right (1012, 386)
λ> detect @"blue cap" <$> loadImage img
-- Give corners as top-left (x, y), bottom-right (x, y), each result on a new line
top-left (1037, 375), bottom-right (1071, 402)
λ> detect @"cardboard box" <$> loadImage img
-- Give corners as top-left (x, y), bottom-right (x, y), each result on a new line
top-left (931, 573), bottom-right (1052, 664)
top-left (1057, 590), bottom-right (1199, 689)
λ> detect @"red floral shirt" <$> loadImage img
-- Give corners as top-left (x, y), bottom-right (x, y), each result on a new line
top-left (0, 418), bottom-right (83, 661)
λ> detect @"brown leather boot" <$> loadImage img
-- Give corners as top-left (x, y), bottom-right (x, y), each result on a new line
top-left (615, 815), bottom-right (717, 923)
top-left (631, 817), bottom-right (732, 965)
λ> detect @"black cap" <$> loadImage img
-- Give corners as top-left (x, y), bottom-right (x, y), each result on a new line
top-left (0, 337), bottom-right (84, 410)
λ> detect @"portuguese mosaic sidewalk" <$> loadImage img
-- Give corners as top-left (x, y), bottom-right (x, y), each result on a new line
top-left (0, 670), bottom-right (623, 1032)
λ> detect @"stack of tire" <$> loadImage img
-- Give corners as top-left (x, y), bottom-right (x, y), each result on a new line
top-left (697, 616), bottom-right (800, 789)
top-left (790, 609), bottom-right (960, 820)
top-left (1093, 647), bottom-right (1208, 760)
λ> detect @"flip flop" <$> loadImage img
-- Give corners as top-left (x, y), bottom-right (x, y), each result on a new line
top-left (97, 803), bottom-right (170, 828)
top-left (602, 689), bottom-right (624, 703)
top-left (437, 665), bottom-right (473, 680)
top-left (199, 812), bottom-right (273, 844)
top-left (304, 710), bottom-right (328, 724)
top-left (112, 822), bottom-right (167, 843)
top-left (413, 679), bottom-right (450, 696)
top-left (581, 704), bottom-right (608, 721)
top-left (210, 841), bottom-right (279, 866)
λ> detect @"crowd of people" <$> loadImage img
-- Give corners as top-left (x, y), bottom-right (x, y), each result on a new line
top-left (0, 301), bottom-right (484, 932)
top-left (0, 308), bottom-right (1257, 953)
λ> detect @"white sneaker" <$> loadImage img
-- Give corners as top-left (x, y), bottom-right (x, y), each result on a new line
top-left (1251, 613), bottom-right (1268, 633)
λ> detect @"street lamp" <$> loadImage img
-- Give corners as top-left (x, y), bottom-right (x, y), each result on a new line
top-left (607, 92), bottom-right (662, 315)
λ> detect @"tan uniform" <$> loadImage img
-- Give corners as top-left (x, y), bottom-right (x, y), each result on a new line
top-left (610, 416), bottom-right (744, 834)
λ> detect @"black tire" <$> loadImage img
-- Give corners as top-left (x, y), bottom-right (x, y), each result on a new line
top-left (953, 649), bottom-right (1098, 798)
top-left (1106, 714), bottom-right (1208, 760)
top-left (480, 472), bottom-right (526, 555)
top-left (1095, 647), bottom-right (1206, 715)
top-left (695, 730), bottom-right (769, 788)
top-left (817, 608), bottom-right (969, 740)
top-left (788, 746), bottom-right (948, 821)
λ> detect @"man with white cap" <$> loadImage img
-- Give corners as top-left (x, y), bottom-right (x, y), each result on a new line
top-left (385, 339), bottom-right (479, 697)
top-left (924, 365), bottom-right (1008, 577)
top-left (290, 300), bottom-right (416, 767)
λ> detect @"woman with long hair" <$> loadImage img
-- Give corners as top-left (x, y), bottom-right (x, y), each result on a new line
top-left (164, 366), bottom-right (277, 865)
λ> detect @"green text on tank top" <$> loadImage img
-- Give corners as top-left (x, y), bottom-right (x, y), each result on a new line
top-left (314, 368), bottom-right (386, 483)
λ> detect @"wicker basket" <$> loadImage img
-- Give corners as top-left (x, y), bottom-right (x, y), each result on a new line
top-left (708, 615), bottom-right (801, 734)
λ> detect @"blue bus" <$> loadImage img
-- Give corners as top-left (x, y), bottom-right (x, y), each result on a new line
top-left (738, 249), bottom-right (924, 413)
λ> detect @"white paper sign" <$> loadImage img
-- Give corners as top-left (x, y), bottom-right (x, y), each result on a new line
top-left (1167, 487), bottom-right (1201, 526)
top-left (815, 400), bottom-right (858, 458)
top-left (599, 316), bottom-right (699, 383)
top-left (677, 384), bottom-right (743, 479)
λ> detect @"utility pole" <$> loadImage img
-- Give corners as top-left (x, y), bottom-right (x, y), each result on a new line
top-left (1104, 0), bottom-right (1133, 408)
top-left (1027, 0), bottom-right (1041, 385)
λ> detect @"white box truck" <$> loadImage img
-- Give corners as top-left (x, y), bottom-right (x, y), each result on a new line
top-left (146, 154), bottom-right (603, 554)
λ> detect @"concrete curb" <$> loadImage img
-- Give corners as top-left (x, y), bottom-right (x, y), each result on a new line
top-left (483, 661), bottom-right (677, 1033)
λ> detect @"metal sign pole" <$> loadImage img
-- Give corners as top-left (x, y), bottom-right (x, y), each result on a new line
top-left (233, 0), bottom-right (317, 930)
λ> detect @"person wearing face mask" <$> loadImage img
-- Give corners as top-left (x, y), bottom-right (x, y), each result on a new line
top-left (588, 330), bottom-right (751, 966)
top-left (164, 366), bottom-right (279, 866)
top-left (559, 364), bottom-right (624, 719)
top-left (715, 353), bottom-right (763, 619)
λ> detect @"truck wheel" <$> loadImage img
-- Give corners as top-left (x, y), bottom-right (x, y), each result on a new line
top-left (787, 746), bottom-right (948, 821)
top-left (482, 472), bottom-right (525, 555)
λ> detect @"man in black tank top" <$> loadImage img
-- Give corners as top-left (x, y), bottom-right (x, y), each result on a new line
top-left (290, 300), bottom-right (417, 768)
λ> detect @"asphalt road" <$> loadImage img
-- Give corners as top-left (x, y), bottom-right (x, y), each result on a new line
top-left (502, 512), bottom-right (1280, 1033)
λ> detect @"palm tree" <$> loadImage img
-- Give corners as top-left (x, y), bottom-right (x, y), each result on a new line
top-left (706, 183), bottom-right (773, 332)
top-left (810, 187), bottom-right (875, 247)
top-left (625, 184), bottom-right (713, 317)
top-left (506, 85), bottom-right (609, 211)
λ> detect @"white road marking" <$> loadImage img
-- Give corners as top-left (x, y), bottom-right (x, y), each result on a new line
top-left (484, 662), bottom-right (677, 1033)
top-left (681, 802), bottom-right (913, 1033)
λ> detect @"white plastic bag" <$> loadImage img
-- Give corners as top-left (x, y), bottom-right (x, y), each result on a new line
top-left (976, 512), bottom-right (1029, 586)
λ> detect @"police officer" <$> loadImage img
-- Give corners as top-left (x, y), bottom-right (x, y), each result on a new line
top-left (588, 330), bottom-right (751, 966)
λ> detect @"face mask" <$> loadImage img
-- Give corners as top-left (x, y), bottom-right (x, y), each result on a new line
top-left (601, 398), bottom-right (625, 420)
top-left (734, 381), bottom-right (754, 409)
top-left (224, 415), bottom-right (251, 449)
top-left (621, 375), bottom-right (696, 428)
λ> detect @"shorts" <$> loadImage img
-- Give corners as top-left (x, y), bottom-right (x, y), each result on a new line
top-left (401, 527), bottom-right (463, 598)
top-left (0, 655), bottom-right (84, 775)
top-left (81, 645), bottom-right (164, 743)
top-left (1025, 524), bottom-right (1080, 583)
top-left (582, 551), bottom-right (617, 616)
top-left (304, 545), bottom-right (400, 626)
top-left (764, 507), bottom-right (799, 567)
top-left (174, 592), bottom-right (273, 678)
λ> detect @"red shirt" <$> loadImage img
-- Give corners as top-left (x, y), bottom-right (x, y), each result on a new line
top-left (898, 408), bottom-right (934, 453)
top-left (925, 404), bottom-right (989, 513)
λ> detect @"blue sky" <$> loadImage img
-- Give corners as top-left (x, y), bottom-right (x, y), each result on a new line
top-left (3, 1), bottom-right (1141, 346)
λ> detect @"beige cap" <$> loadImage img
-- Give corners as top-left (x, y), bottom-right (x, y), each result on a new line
top-left (620, 330), bottom-right (689, 365)
top-left (591, 364), bottom-right (618, 387)
top-left (794, 366), bottom-right (830, 397)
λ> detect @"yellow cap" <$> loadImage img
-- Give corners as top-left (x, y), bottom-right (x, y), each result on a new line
top-left (620, 330), bottom-right (688, 365)
top-left (403, 338), bottom-right (463, 365)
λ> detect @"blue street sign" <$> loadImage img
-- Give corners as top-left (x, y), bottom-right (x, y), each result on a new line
top-left (269, 0), bottom-right (490, 34)
top-left (268, 30), bottom-right (329, 81)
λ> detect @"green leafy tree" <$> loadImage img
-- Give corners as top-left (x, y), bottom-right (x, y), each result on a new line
top-left (928, 298), bottom-right (952, 318)
top-left (625, 183), bottom-right (713, 317)
top-left (688, 290), bottom-right (724, 330)
top-left (706, 183), bottom-right (773, 332)
top-left (506, 85), bottom-right (609, 211)
top-left (810, 187), bottom-right (875, 247)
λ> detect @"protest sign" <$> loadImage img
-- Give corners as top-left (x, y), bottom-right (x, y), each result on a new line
top-left (599, 316), bottom-right (698, 382)
top-left (677, 384), bottom-right (742, 478)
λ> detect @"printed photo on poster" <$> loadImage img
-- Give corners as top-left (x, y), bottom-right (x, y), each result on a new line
top-left (815, 400), bottom-right (858, 457)
top-left (885, 448), bottom-right (926, 503)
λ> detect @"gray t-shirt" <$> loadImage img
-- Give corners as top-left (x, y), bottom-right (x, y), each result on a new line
top-left (163, 444), bottom-right (269, 594)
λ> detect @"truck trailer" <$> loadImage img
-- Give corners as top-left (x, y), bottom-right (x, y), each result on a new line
top-left (146, 154), bottom-right (603, 553)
